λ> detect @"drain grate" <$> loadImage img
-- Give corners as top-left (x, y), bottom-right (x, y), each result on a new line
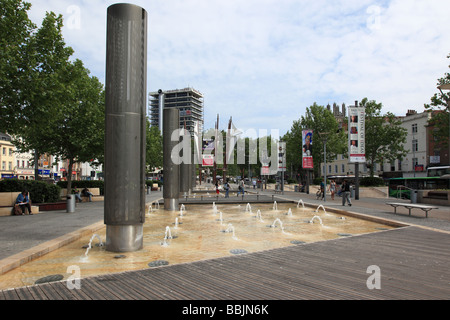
top-left (290, 240), bottom-right (306, 245)
top-left (35, 274), bottom-right (64, 285)
top-left (148, 260), bottom-right (169, 267)
top-left (230, 249), bottom-right (248, 255)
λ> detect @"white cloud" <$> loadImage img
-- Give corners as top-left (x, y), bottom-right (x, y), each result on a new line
top-left (27, 0), bottom-right (450, 135)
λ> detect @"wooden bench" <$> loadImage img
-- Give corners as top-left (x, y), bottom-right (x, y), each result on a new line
top-left (0, 192), bottom-right (40, 216)
top-left (386, 202), bottom-right (439, 218)
top-left (60, 188), bottom-right (104, 202)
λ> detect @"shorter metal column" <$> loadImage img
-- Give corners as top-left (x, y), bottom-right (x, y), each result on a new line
top-left (163, 108), bottom-right (180, 210)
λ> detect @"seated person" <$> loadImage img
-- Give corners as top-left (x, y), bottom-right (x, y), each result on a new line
top-left (82, 187), bottom-right (93, 202)
top-left (16, 190), bottom-right (32, 215)
top-left (72, 187), bottom-right (83, 203)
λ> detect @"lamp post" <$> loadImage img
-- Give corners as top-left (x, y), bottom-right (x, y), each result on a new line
top-left (318, 132), bottom-right (328, 202)
top-left (437, 84), bottom-right (450, 165)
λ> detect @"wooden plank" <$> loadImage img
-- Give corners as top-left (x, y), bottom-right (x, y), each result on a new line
top-left (79, 277), bottom-right (119, 300)
top-left (26, 285), bottom-right (50, 300)
top-left (1, 226), bottom-right (448, 300)
top-left (2, 288), bottom-right (20, 300)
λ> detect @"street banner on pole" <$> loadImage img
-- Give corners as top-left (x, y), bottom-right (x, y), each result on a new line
top-left (348, 106), bottom-right (366, 163)
top-left (302, 130), bottom-right (314, 169)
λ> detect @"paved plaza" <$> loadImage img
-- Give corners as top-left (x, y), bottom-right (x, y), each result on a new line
top-left (0, 185), bottom-right (449, 303)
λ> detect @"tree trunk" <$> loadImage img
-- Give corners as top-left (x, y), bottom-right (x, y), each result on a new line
top-left (67, 158), bottom-right (74, 193)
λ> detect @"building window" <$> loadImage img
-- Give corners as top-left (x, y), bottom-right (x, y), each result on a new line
top-left (390, 161), bottom-right (395, 171)
top-left (412, 158), bottom-right (418, 170)
top-left (398, 159), bottom-right (402, 171)
top-left (412, 139), bottom-right (418, 152)
top-left (412, 123), bottom-right (418, 134)
top-left (341, 164), bottom-right (345, 173)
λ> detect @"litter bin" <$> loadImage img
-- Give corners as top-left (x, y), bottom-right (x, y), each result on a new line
top-left (295, 185), bottom-right (298, 192)
top-left (350, 186), bottom-right (355, 198)
top-left (410, 190), bottom-right (418, 204)
top-left (66, 194), bottom-right (75, 213)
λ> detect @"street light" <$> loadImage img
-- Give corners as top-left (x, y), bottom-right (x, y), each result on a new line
top-left (437, 84), bottom-right (450, 165)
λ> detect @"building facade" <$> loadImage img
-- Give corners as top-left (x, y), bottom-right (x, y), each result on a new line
top-left (0, 132), bottom-right (103, 181)
top-left (0, 133), bottom-right (15, 179)
top-left (321, 109), bottom-right (450, 179)
top-left (149, 87), bottom-right (204, 135)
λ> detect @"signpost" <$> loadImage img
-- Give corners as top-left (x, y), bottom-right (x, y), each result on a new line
top-left (348, 101), bottom-right (366, 200)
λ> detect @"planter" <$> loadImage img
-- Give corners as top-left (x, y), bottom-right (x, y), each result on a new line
top-left (37, 202), bottom-right (67, 211)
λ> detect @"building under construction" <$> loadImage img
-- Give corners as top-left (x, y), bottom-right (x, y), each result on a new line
top-left (149, 87), bottom-right (204, 135)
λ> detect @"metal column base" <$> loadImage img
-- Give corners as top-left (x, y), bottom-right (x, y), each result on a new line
top-left (106, 224), bottom-right (143, 252)
top-left (164, 198), bottom-right (179, 211)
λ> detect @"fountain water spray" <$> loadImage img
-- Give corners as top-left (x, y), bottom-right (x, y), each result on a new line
top-left (297, 199), bottom-right (305, 210)
top-left (315, 204), bottom-right (326, 214)
top-left (179, 204), bottom-right (186, 216)
top-left (84, 234), bottom-right (103, 257)
top-left (309, 215), bottom-right (324, 226)
top-left (286, 208), bottom-right (293, 216)
top-left (255, 209), bottom-right (264, 222)
top-left (270, 218), bottom-right (284, 231)
top-left (161, 226), bottom-right (173, 247)
top-left (218, 211), bottom-right (224, 225)
top-left (273, 201), bottom-right (278, 210)
top-left (223, 223), bottom-right (238, 240)
top-left (245, 203), bottom-right (252, 213)
top-left (174, 217), bottom-right (179, 229)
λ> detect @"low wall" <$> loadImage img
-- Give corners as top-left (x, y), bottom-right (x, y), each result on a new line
top-left (60, 188), bottom-right (104, 202)
top-left (418, 190), bottom-right (450, 206)
top-left (0, 192), bottom-right (40, 216)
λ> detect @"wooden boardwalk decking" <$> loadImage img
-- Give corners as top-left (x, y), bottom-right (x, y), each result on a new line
top-left (1, 226), bottom-right (449, 300)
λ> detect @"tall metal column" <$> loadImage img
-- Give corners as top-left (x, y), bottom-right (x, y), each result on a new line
top-left (180, 128), bottom-right (191, 196)
top-left (104, 3), bottom-right (147, 252)
top-left (163, 108), bottom-right (180, 210)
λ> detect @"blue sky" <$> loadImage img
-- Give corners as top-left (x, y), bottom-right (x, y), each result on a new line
top-left (28, 0), bottom-right (450, 137)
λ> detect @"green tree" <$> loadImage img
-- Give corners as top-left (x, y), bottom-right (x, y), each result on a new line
top-left (0, 0), bottom-right (35, 133)
top-left (361, 98), bottom-right (408, 177)
top-left (11, 11), bottom-right (74, 179)
top-left (49, 59), bottom-right (105, 192)
top-left (425, 53), bottom-right (450, 149)
top-left (297, 103), bottom-right (346, 177)
top-left (146, 121), bottom-right (163, 172)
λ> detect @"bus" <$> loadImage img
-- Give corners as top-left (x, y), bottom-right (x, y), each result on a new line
top-left (388, 176), bottom-right (450, 199)
top-left (427, 166), bottom-right (450, 178)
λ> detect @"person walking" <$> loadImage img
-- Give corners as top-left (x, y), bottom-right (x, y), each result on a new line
top-left (224, 180), bottom-right (230, 198)
top-left (237, 179), bottom-right (245, 196)
top-left (330, 180), bottom-right (336, 200)
top-left (341, 180), bottom-right (352, 206)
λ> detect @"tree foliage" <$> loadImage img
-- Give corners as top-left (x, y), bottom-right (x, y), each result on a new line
top-left (146, 121), bottom-right (163, 172)
top-left (1, 3), bottom-right (105, 190)
top-left (361, 98), bottom-right (408, 177)
top-left (285, 103), bottom-right (346, 178)
top-left (424, 53), bottom-right (450, 149)
top-left (0, 0), bottom-right (35, 132)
